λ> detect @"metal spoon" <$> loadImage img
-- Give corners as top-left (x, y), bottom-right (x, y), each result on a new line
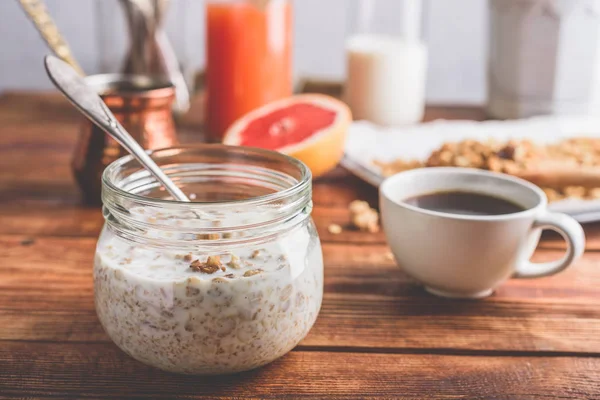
top-left (44, 55), bottom-right (190, 202)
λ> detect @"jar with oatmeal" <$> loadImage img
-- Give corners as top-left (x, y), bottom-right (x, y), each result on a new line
top-left (94, 145), bottom-right (323, 374)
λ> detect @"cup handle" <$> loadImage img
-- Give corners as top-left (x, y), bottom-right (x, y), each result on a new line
top-left (514, 212), bottom-right (585, 279)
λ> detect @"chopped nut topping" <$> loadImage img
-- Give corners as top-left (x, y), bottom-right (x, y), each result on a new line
top-left (327, 223), bottom-right (342, 235)
top-left (208, 255), bottom-right (221, 266)
top-left (227, 254), bottom-right (242, 269)
top-left (195, 233), bottom-right (221, 240)
top-left (250, 249), bottom-right (263, 259)
top-left (243, 269), bottom-right (264, 277)
top-left (183, 253), bottom-right (193, 262)
top-left (190, 256), bottom-right (223, 274)
top-left (119, 257), bottom-right (133, 266)
top-left (349, 200), bottom-right (379, 233)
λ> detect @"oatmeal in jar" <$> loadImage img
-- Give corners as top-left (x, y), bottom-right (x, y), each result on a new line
top-left (94, 146), bottom-right (323, 374)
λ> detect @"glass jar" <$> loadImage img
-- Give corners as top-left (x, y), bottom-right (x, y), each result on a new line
top-left (94, 145), bottom-right (323, 375)
top-left (206, 0), bottom-right (293, 140)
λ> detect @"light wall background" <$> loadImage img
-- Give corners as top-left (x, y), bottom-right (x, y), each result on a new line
top-left (0, 0), bottom-right (488, 104)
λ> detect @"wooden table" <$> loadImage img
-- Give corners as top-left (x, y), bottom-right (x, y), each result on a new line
top-left (1, 92), bottom-right (599, 399)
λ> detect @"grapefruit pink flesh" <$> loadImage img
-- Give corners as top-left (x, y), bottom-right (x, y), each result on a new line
top-left (223, 94), bottom-right (352, 178)
top-left (236, 103), bottom-right (337, 150)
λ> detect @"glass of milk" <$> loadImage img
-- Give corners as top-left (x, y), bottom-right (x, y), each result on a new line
top-left (345, 0), bottom-right (428, 126)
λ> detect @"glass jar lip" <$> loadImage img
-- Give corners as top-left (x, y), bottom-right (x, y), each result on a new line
top-left (101, 144), bottom-right (312, 208)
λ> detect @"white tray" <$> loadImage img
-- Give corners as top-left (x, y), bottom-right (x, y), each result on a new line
top-left (342, 116), bottom-right (600, 223)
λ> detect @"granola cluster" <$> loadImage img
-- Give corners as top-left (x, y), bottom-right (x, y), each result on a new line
top-left (349, 200), bottom-right (380, 232)
top-left (327, 223), bottom-right (342, 235)
top-left (426, 139), bottom-right (545, 174)
top-left (373, 137), bottom-right (600, 202)
top-left (325, 201), bottom-right (381, 235)
top-left (189, 256), bottom-right (226, 274)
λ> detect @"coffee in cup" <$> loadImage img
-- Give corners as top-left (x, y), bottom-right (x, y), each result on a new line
top-left (380, 167), bottom-right (585, 298)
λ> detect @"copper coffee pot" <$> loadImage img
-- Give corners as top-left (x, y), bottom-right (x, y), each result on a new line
top-left (72, 74), bottom-right (178, 204)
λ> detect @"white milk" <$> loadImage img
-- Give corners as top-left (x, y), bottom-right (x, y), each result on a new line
top-left (345, 34), bottom-right (427, 126)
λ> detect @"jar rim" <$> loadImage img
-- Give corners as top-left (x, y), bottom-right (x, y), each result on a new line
top-left (102, 144), bottom-right (312, 209)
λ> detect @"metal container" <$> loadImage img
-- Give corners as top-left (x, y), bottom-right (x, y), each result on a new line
top-left (487, 0), bottom-right (600, 119)
top-left (72, 74), bottom-right (177, 204)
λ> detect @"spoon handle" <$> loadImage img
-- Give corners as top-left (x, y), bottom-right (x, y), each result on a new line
top-left (19, 0), bottom-right (85, 76)
top-left (44, 55), bottom-right (190, 202)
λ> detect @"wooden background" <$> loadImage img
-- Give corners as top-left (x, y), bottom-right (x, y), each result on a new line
top-left (0, 92), bottom-right (599, 398)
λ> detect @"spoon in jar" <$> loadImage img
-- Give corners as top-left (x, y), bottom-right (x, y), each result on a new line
top-left (44, 55), bottom-right (190, 202)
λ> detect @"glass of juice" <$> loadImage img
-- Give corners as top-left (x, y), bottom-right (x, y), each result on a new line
top-left (206, 0), bottom-right (293, 140)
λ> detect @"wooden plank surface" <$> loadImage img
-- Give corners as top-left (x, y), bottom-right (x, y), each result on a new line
top-left (1, 342), bottom-right (598, 399)
top-left (1, 92), bottom-right (600, 398)
top-left (1, 234), bottom-right (599, 353)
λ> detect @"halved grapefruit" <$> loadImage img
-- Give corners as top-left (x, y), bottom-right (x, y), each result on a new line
top-left (222, 94), bottom-right (352, 178)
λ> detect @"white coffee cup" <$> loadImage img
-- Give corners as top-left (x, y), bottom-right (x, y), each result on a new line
top-left (380, 167), bottom-right (585, 299)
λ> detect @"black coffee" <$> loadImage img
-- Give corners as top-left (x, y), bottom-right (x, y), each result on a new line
top-left (403, 190), bottom-right (524, 216)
